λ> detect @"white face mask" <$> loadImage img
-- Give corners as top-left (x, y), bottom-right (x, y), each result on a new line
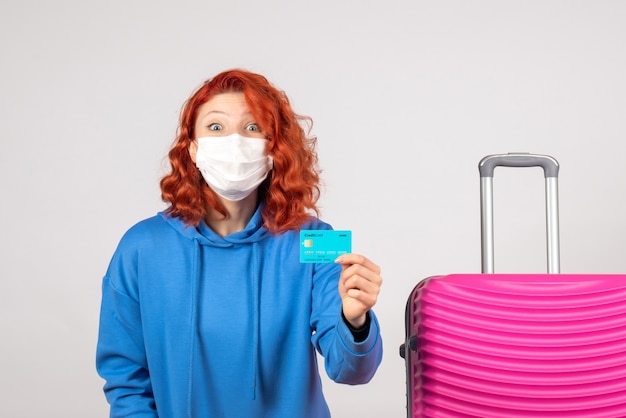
top-left (194, 133), bottom-right (274, 201)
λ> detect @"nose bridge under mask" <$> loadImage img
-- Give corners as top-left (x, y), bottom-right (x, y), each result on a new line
top-left (231, 135), bottom-right (268, 161)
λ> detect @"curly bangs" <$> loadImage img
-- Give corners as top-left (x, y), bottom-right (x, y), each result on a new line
top-left (159, 69), bottom-right (320, 233)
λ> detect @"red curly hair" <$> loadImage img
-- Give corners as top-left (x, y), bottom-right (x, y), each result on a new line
top-left (160, 69), bottom-right (320, 234)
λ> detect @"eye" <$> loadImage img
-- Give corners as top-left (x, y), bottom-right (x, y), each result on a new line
top-left (246, 123), bottom-right (260, 132)
top-left (208, 123), bottom-right (222, 131)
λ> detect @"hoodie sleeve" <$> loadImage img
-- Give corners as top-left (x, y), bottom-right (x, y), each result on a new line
top-left (96, 253), bottom-right (158, 417)
top-left (310, 261), bottom-right (383, 384)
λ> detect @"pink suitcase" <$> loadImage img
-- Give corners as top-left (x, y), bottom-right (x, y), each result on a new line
top-left (399, 153), bottom-right (626, 417)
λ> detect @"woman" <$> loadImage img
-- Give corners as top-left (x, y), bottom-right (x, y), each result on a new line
top-left (96, 69), bottom-right (383, 417)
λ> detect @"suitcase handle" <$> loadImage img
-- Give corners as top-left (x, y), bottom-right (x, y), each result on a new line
top-left (478, 153), bottom-right (560, 274)
top-left (479, 153), bottom-right (559, 178)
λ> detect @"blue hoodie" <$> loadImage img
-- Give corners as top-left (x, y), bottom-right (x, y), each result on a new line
top-left (96, 205), bottom-right (383, 417)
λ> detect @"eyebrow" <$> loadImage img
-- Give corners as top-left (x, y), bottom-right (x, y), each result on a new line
top-left (198, 109), bottom-right (255, 122)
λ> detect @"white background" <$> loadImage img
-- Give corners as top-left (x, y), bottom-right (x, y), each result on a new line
top-left (2, 1), bottom-right (625, 417)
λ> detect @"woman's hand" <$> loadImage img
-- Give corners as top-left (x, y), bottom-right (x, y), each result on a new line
top-left (335, 254), bottom-right (382, 328)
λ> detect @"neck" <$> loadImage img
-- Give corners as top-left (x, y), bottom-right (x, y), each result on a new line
top-left (205, 191), bottom-right (259, 237)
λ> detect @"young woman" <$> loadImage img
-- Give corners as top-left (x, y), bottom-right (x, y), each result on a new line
top-left (96, 69), bottom-right (383, 417)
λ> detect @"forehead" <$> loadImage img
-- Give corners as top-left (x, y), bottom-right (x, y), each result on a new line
top-left (196, 92), bottom-right (251, 119)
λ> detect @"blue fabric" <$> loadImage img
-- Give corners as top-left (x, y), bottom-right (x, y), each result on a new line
top-left (96, 206), bottom-right (382, 417)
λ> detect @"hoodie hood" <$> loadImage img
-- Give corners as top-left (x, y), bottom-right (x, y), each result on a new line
top-left (159, 204), bottom-right (271, 247)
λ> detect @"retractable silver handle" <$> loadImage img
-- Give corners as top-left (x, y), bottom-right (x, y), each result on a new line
top-left (479, 153), bottom-right (560, 274)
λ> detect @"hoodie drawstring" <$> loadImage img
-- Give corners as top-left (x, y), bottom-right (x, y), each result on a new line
top-left (185, 236), bottom-right (262, 405)
top-left (251, 241), bottom-right (260, 400)
top-left (187, 241), bottom-right (200, 417)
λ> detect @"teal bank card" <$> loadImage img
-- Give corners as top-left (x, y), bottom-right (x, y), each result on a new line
top-left (299, 230), bottom-right (352, 263)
